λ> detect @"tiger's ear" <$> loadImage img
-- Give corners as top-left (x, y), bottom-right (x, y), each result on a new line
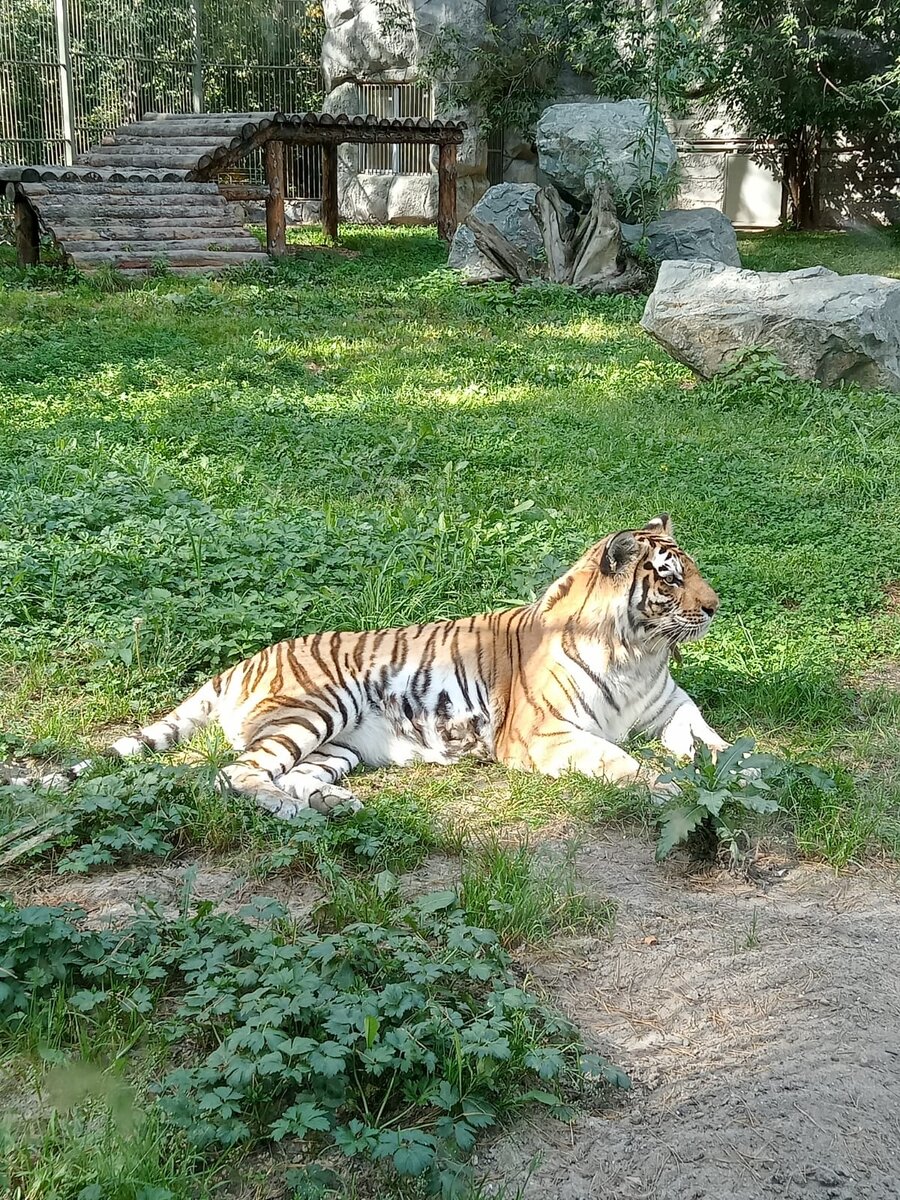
top-left (644, 513), bottom-right (673, 536)
top-left (600, 531), bottom-right (639, 576)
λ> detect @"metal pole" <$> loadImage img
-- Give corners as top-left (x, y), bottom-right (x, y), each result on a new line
top-left (190, 0), bottom-right (203, 113)
top-left (54, 0), bottom-right (76, 164)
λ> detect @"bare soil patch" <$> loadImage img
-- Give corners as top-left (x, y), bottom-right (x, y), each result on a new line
top-left (7, 858), bottom-right (321, 927)
top-left (856, 659), bottom-right (900, 693)
top-left (8, 836), bottom-right (900, 1200)
top-left (482, 835), bottom-right (900, 1200)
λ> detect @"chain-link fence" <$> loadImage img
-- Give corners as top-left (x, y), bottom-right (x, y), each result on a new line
top-left (0, 0), bottom-right (324, 196)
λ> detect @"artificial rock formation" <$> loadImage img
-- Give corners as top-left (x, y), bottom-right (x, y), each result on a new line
top-left (449, 180), bottom-right (641, 294)
top-left (535, 100), bottom-right (678, 211)
top-left (620, 207), bottom-right (741, 267)
top-left (321, 0), bottom-right (489, 224)
top-left (641, 261), bottom-right (900, 391)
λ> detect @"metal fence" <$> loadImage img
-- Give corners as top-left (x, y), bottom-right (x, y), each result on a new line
top-left (0, 0), bottom-right (324, 196)
top-left (357, 82), bottom-right (433, 174)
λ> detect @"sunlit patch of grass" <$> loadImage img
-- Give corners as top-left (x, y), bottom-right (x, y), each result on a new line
top-left (737, 228), bottom-right (900, 277)
top-left (459, 833), bottom-right (615, 948)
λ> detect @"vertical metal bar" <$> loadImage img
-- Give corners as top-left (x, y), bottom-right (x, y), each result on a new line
top-left (190, 0), bottom-right (203, 113)
top-left (54, 0), bottom-right (76, 163)
top-left (392, 85), bottom-right (400, 175)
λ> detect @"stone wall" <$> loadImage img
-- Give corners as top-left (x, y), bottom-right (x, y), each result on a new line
top-left (671, 115), bottom-right (900, 228)
top-left (319, 2), bottom-right (900, 231)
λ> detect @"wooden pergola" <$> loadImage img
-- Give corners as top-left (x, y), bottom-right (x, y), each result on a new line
top-left (195, 111), bottom-right (467, 254)
top-left (2, 111), bottom-right (466, 274)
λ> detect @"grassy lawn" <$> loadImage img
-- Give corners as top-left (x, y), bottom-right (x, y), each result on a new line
top-left (1, 225), bottom-right (899, 1198)
top-left (738, 226), bottom-right (900, 276)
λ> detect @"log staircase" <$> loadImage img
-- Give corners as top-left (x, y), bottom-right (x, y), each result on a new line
top-left (2, 112), bottom-right (275, 276)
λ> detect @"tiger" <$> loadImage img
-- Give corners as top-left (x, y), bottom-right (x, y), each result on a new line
top-left (51, 515), bottom-right (728, 817)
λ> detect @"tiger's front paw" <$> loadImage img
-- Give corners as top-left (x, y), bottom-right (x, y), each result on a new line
top-left (310, 785), bottom-right (363, 817)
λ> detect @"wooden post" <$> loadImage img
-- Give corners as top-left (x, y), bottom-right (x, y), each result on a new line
top-left (321, 143), bottom-right (338, 242)
top-left (264, 139), bottom-right (286, 257)
top-left (437, 142), bottom-right (458, 244)
top-left (14, 196), bottom-right (40, 267)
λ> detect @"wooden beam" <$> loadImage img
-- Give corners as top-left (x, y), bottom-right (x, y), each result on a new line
top-left (264, 138), bottom-right (286, 257)
top-left (217, 183), bottom-right (268, 202)
top-left (466, 213), bottom-right (532, 283)
top-left (14, 196), bottom-right (40, 267)
top-left (437, 142), bottom-right (458, 244)
top-left (321, 143), bottom-right (338, 242)
top-left (277, 127), bottom-right (464, 147)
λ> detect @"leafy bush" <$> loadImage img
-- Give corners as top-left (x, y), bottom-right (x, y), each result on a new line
top-left (50, 765), bottom-right (202, 874)
top-left (0, 892), bottom-right (627, 1196)
top-left (654, 739), bottom-right (836, 863)
top-left (0, 757), bottom-right (442, 881)
top-left (0, 900), bottom-right (165, 1026)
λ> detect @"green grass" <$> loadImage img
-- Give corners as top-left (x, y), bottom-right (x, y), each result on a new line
top-left (1, 222), bottom-right (900, 1197)
top-left (459, 834), bottom-right (614, 947)
top-left (0, 224), bottom-right (898, 860)
top-left (737, 227), bottom-right (900, 277)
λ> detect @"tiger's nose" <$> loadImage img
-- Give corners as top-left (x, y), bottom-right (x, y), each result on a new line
top-left (700, 585), bottom-right (719, 617)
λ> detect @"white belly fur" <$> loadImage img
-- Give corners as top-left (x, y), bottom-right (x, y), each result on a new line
top-left (339, 711), bottom-right (458, 768)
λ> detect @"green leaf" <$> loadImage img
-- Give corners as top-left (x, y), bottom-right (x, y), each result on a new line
top-left (363, 1013), bottom-right (379, 1049)
top-left (270, 1101), bottom-right (331, 1141)
top-left (519, 1088), bottom-right (564, 1106)
top-left (69, 988), bottom-right (105, 1011)
top-left (581, 1053), bottom-right (631, 1090)
top-left (736, 791), bottom-right (781, 815)
top-left (284, 1165), bottom-right (343, 1195)
top-left (374, 870), bottom-right (399, 896)
top-left (792, 763), bottom-right (837, 792)
top-left (656, 804), bottom-right (707, 859)
top-left (697, 787), bottom-right (730, 815)
top-left (393, 1136), bottom-right (436, 1176)
top-left (413, 889), bottom-right (459, 914)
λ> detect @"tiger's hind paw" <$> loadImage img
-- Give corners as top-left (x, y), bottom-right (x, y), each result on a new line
top-left (37, 771), bottom-right (72, 792)
top-left (310, 785), bottom-right (362, 817)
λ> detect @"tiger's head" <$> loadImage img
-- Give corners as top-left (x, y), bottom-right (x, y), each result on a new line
top-left (542, 515), bottom-right (720, 647)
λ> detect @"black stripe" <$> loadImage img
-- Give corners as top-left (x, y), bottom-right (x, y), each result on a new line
top-left (560, 620), bottom-right (620, 713)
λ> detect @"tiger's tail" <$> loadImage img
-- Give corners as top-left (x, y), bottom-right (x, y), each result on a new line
top-left (110, 679), bottom-right (219, 760)
top-left (43, 680), bottom-right (219, 789)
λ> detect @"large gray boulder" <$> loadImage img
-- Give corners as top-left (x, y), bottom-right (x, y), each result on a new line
top-left (322, 0), bottom-right (486, 89)
top-left (641, 261), bottom-right (900, 391)
top-left (621, 208), bottom-right (741, 267)
top-left (536, 101), bottom-right (678, 210)
top-left (449, 183), bottom-right (571, 283)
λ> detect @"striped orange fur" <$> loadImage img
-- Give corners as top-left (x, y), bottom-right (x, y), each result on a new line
top-left (63, 515), bottom-right (728, 816)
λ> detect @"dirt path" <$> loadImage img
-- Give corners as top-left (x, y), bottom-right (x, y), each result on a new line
top-left (482, 836), bottom-right (900, 1200)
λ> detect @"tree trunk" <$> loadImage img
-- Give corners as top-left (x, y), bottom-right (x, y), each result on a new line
top-left (783, 126), bottom-right (821, 230)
